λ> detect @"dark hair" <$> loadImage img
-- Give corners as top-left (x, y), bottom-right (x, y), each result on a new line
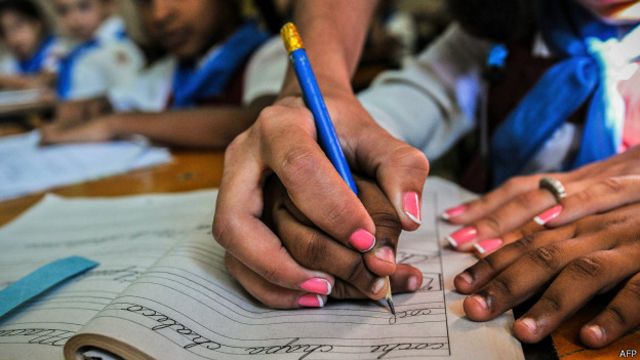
top-left (0, 0), bottom-right (49, 37)
top-left (448, 0), bottom-right (535, 43)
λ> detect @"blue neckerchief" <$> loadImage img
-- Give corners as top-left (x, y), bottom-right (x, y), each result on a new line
top-left (56, 39), bottom-right (100, 100)
top-left (490, 0), bottom-right (638, 185)
top-left (171, 22), bottom-right (269, 109)
top-left (18, 36), bottom-right (55, 74)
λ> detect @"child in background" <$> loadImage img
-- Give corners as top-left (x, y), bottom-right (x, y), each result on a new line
top-left (0, 0), bottom-right (60, 90)
top-left (53, 0), bottom-right (144, 100)
top-left (40, 0), bottom-right (286, 150)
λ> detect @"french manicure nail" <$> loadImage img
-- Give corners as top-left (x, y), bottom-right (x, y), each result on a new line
top-left (586, 325), bottom-right (604, 342)
top-left (375, 246), bottom-right (395, 264)
top-left (441, 204), bottom-right (468, 220)
top-left (403, 192), bottom-right (422, 224)
top-left (533, 205), bottom-right (563, 225)
top-left (371, 278), bottom-right (386, 294)
top-left (298, 294), bottom-right (324, 308)
top-left (446, 226), bottom-right (478, 248)
top-left (519, 318), bottom-right (538, 334)
top-left (300, 278), bottom-right (332, 295)
top-left (350, 229), bottom-right (376, 252)
top-left (474, 238), bottom-right (503, 255)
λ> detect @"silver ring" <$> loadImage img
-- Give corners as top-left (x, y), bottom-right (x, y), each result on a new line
top-left (539, 177), bottom-right (567, 203)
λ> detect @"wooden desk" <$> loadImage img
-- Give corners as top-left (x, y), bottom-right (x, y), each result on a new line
top-left (0, 150), bottom-right (224, 227)
top-left (0, 148), bottom-right (636, 359)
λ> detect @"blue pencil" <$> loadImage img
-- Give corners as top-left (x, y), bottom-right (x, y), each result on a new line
top-left (280, 23), bottom-right (395, 315)
top-left (280, 23), bottom-right (358, 195)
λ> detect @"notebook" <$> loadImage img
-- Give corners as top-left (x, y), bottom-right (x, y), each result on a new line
top-left (0, 178), bottom-right (524, 360)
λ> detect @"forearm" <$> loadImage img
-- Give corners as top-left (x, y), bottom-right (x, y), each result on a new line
top-left (107, 97), bottom-right (273, 149)
top-left (280, 0), bottom-right (378, 97)
top-left (0, 73), bottom-right (53, 90)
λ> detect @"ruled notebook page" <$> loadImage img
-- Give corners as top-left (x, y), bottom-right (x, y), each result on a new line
top-left (0, 190), bottom-right (216, 360)
top-left (65, 178), bottom-right (524, 360)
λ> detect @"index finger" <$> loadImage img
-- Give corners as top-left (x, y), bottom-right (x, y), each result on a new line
top-left (258, 104), bottom-right (377, 253)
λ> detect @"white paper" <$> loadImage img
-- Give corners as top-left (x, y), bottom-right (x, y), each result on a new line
top-left (0, 132), bottom-right (171, 201)
top-left (0, 178), bottom-right (524, 360)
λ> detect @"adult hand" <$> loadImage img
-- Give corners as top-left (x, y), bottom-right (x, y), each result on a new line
top-left (442, 147), bottom-right (640, 252)
top-left (213, 93), bottom-right (429, 308)
top-left (454, 178), bottom-right (640, 348)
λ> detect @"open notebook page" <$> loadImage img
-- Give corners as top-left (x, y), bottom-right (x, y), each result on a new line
top-left (64, 178), bottom-right (524, 360)
top-left (0, 190), bottom-right (216, 360)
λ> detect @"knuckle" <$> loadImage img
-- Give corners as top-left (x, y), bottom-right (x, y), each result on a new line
top-left (330, 281), bottom-right (351, 300)
top-left (515, 233), bottom-right (537, 250)
top-left (538, 293), bottom-right (563, 313)
top-left (600, 177), bottom-right (624, 193)
top-left (603, 305), bottom-right (629, 327)
top-left (369, 211), bottom-right (401, 234)
top-left (279, 147), bottom-right (317, 188)
top-left (513, 192), bottom-right (537, 209)
top-left (527, 244), bottom-right (563, 271)
top-left (345, 257), bottom-right (369, 285)
top-left (573, 188), bottom-right (594, 205)
top-left (297, 231), bottom-right (328, 269)
top-left (259, 248), bottom-right (290, 285)
top-left (489, 276), bottom-right (515, 297)
top-left (566, 256), bottom-right (604, 280)
top-left (625, 277), bottom-right (640, 300)
top-left (479, 214), bottom-right (504, 235)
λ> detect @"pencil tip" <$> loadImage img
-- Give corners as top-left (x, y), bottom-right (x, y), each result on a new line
top-left (387, 298), bottom-right (396, 315)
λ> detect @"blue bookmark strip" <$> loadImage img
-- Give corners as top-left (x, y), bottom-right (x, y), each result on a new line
top-left (0, 256), bottom-right (99, 319)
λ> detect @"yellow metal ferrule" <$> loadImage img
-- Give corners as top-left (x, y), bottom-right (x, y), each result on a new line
top-left (281, 22), bottom-right (304, 53)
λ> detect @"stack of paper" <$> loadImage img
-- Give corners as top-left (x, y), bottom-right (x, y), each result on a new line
top-left (0, 132), bottom-right (171, 201)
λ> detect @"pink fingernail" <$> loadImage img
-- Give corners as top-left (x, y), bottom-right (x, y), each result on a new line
top-left (441, 204), bottom-right (468, 220)
top-left (474, 238), bottom-right (503, 255)
top-left (375, 246), bottom-right (395, 264)
top-left (403, 192), bottom-right (422, 224)
top-left (457, 272), bottom-right (473, 285)
top-left (349, 229), bottom-right (376, 252)
top-left (446, 226), bottom-right (478, 248)
top-left (298, 294), bottom-right (324, 308)
top-left (533, 205), bottom-right (563, 225)
top-left (300, 278), bottom-right (332, 295)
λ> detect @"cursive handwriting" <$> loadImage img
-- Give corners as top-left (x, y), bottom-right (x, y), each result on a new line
top-left (245, 338), bottom-right (333, 360)
top-left (83, 266), bottom-right (143, 283)
top-left (0, 327), bottom-right (74, 346)
top-left (370, 342), bottom-right (447, 359)
top-left (122, 303), bottom-right (221, 351)
top-left (388, 308), bottom-right (434, 324)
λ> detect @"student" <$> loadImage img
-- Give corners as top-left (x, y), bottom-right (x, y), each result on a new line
top-left (211, 0), bottom-right (640, 349)
top-left (0, 0), bottom-right (60, 90)
top-left (40, 0), bottom-right (285, 150)
top-left (53, 0), bottom-right (144, 100)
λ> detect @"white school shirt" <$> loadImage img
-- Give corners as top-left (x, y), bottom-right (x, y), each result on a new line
top-left (108, 36), bottom-right (288, 112)
top-left (358, 23), bottom-right (621, 175)
top-left (60, 16), bottom-right (144, 100)
top-left (0, 38), bottom-right (63, 76)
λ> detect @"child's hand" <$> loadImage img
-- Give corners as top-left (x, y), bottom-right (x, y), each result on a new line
top-left (55, 97), bottom-right (112, 126)
top-left (442, 146), bottom-right (640, 251)
top-left (223, 175), bottom-right (423, 309)
top-left (40, 117), bottom-right (114, 145)
top-left (453, 191), bottom-right (640, 348)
